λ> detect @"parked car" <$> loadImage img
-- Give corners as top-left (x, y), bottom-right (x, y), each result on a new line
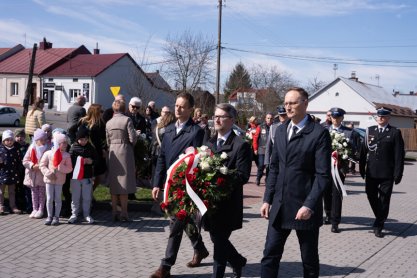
top-left (0, 106), bottom-right (20, 127)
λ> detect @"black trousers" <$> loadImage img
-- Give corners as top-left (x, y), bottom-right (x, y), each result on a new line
top-left (323, 172), bottom-right (345, 225)
top-left (161, 217), bottom-right (206, 269)
top-left (365, 177), bottom-right (394, 229)
top-left (261, 221), bottom-right (320, 278)
top-left (209, 229), bottom-right (246, 278)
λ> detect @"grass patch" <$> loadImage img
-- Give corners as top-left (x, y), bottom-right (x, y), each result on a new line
top-left (94, 185), bottom-right (153, 202)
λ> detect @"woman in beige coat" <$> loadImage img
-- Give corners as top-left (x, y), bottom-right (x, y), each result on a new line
top-left (106, 99), bottom-right (137, 221)
top-left (25, 98), bottom-right (46, 137)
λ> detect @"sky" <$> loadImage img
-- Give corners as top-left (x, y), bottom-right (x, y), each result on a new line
top-left (1, 0), bottom-right (417, 93)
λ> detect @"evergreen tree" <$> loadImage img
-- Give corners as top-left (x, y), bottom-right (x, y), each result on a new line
top-left (224, 62), bottom-right (252, 102)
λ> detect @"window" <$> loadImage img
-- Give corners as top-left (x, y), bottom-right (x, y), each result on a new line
top-left (69, 89), bottom-right (81, 103)
top-left (48, 78), bottom-right (53, 82)
top-left (10, 82), bottom-right (18, 96)
top-left (73, 78), bottom-right (78, 82)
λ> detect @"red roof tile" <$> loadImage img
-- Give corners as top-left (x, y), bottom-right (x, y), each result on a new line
top-left (45, 53), bottom-right (127, 77)
top-left (0, 45), bottom-right (90, 74)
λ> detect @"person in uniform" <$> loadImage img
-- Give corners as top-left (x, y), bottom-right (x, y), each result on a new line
top-left (323, 108), bottom-right (360, 233)
top-left (264, 106), bottom-right (287, 176)
top-left (359, 107), bottom-right (405, 238)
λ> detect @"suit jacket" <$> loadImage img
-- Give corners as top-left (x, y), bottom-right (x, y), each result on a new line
top-left (359, 125), bottom-right (404, 180)
top-left (153, 118), bottom-right (204, 188)
top-left (204, 132), bottom-right (252, 232)
top-left (263, 116), bottom-right (331, 230)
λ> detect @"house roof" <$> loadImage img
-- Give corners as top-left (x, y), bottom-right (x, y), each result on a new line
top-left (311, 77), bottom-right (416, 117)
top-left (0, 45), bottom-right (90, 75)
top-left (393, 93), bottom-right (417, 111)
top-left (228, 88), bottom-right (268, 101)
top-left (146, 71), bottom-right (171, 90)
top-left (45, 53), bottom-right (127, 77)
top-left (0, 44), bottom-right (24, 62)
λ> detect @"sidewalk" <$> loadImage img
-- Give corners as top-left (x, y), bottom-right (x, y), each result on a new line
top-left (1, 160), bottom-right (417, 277)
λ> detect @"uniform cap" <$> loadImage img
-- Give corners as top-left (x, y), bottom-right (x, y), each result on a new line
top-left (376, 106), bottom-right (392, 116)
top-left (329, 107), bottom-right (346, 118)
top-left (277, 106), bottom-right (287, 115)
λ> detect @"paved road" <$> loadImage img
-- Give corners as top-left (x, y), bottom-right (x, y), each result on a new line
top-left (1, 158), bottom-right (417, 278)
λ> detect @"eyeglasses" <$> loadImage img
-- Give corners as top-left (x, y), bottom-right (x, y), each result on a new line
top-left (214, 115), bottom-right (231, 120)
top-left (130, 105), bottom-right (139, 109)
top-left (284, 99), bottom-right (306, 107)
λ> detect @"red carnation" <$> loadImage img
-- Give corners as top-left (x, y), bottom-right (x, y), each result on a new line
top-left (179, 201), bottom-right (185, 206)
top-left (176, 209), bottom-right (187, 221)
top-left (205, 181), bottom-right (211, 187)
top-left (176, 189), bottom-right (185, 200)
top-left (203, 200), bottom-right (209, 208)
top-left (193, 168), bottom-right (199, 173)
top-left (202, 189), bottom-right (207, 195)
top-left (160, 202), bottom-right (169, 210)
top-left (217, 177), bottom-right (226, 186)
top-left (179, 171), bottom-right (184, 178)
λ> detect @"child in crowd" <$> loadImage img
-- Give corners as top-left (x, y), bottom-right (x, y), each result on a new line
top-left (14, 129), bottom-right (30, 213)
top-left (42, 124), bottom-right (53, 150)
top-left (40, 133), bottom-right (73, 225)
top-left (23, 129), bottom-right (49, 219)
top-left (0, 130), bottom-right (22, 215)
top-left (68, 128), bottom-right (96, 224)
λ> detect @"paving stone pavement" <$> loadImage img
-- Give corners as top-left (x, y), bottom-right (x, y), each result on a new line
top-left (1, 159), bottom-right (417, 278)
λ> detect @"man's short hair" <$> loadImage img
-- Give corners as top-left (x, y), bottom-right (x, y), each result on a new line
top-left (287, 87), bottom-right (309, 100)
top-left (177, 92), bottom-right (195, 108)
top-left (216, 103), bottom-right (237, 120)
top-left (112, 99), bottom-right (126, 113)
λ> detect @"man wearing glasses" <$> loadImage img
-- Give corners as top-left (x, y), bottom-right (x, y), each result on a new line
top-left (261, 87), bottom-right (331, 278)
top-left (204, 103), bottom-right (252, 278)
top-left (127, 97), bottom-right (147, 134)
top-left (359, 107), bottom-right (405, 238)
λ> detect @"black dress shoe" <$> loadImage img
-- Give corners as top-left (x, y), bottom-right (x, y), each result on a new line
top-left (324, 216), bottom-right (331, 225)
top-left (374, 228), bottom-right (384, 238)
top-left (331, 224), bottom-right (340, 233)
top-left (232, 257), bottom-right (247, 278)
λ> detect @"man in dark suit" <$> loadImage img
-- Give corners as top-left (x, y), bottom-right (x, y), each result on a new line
top-left (260, 87), bottom-right (331, 278)
top-left (204, 103), bottom-right (252, 278)
top-left (150, 92), bottom-right (209, 278)
top-left (359, 107), bottom-right (405, 238)
top-left (323, 107), bottom-right (361, 233)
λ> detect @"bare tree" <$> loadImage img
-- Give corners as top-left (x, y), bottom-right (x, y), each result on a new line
top-left (249, 64), bottom-right (298, 112)
top-left (306, 76), bottom-right (327, 95)
top-left (163, 30), bottom-right (216, 93)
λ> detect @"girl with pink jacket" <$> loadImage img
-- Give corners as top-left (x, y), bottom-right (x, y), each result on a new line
top-left (23, 129), bottom-right (49, 219)
top-left (40, 133), bottom-right (72, 226)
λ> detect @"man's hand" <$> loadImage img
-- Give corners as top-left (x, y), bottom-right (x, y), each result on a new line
top-left (360, 170), bottom-right (365, 180)
top-left (295, 206), bottom-right (312, 220)
top-left (152, 187), bottom-right (160, 201)
top-left (394, 176), bottom-right (402, 185)
top-left (260, 203), bottom-right (270, 219)
top-left (254, 150), bottom-right (258, 155)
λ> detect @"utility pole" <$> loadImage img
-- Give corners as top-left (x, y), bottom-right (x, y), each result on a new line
top-left (23, 43), bottom-right (37, 117)
top-left (215, 0), bottom-right (223, 104)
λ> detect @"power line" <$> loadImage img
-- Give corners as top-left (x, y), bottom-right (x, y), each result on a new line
top-left (224, 46), bottom-right (417, 68)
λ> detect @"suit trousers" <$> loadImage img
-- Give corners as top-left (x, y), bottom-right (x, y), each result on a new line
top-left (161, 217), bottom-right (205, 269)
top-left (323, 171), bottom-right (345, 225)
top-left (365, 177), bottom-right (394, 229)
top-left (209, 229), bottom-right (246, 278)
top-left (261, 220), bottom-right (320, 278)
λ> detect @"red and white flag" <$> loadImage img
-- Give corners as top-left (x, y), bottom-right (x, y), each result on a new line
top-left (72, 156), bottom-right (85, 180)
top-left (30, 147), bottom-right (38, 165)
top-left (51, 148), bottom-right (62, 168)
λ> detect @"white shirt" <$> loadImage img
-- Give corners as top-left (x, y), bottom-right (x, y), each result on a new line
top-left (217, 130), bottom-right (232, 147)
top-left (175, 120), bottom-right (187, 134)
top-left (287, 115), bottom-right (308, 140)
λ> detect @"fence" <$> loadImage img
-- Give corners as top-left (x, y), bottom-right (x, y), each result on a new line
top-left (399, 128), bottom-right (417, 151)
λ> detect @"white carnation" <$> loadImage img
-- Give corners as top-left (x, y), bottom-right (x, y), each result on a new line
top-left (220, 152), bottom-right (228, 160)
top-left (200, 161), bottom-right (210, 171)
top-left (343, 142), bottom-right (348, 147)
top-left (219, 166), bottom-right (228, 175)
top-left (342, 154), bottom-right (348, 160)
top-left (200, 145), bottom-right (208, 152)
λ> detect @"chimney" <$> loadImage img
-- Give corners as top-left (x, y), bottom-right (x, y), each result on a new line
top-left (156, 70), bottom-right (159, 74)
top-left (93, 42), bottom-right (100, 55)
top-left (349, 71), bottom-right (358, 82)
top-left (39, 37), bottom-right (52, 50)
top-left (410, 91), bottom-right (415, 95)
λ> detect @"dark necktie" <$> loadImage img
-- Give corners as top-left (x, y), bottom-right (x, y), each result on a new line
top-left (379, 128), bottom-right (383, 134)
top-left (289, 125), bottom-right (298, 140)
top-left (217, 139), bottom-right (224, 150)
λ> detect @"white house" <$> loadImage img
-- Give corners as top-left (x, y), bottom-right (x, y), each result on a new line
top-left (308, 75), bottom-right (416, 128)
top-left (228, 88), bottom-right (265, 112)
top-left (43, 53), bottom-right (175, 112)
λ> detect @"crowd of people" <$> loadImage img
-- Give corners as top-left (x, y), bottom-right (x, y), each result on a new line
top-left (0, 87), bottom-right (406, 278)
